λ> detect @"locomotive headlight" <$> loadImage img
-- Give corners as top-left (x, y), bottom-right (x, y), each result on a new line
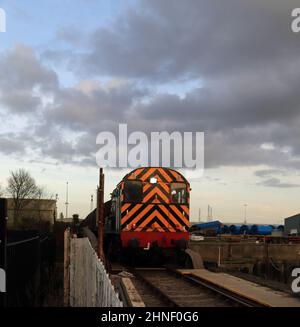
top-left (150, 177), bottom-right (157, 184)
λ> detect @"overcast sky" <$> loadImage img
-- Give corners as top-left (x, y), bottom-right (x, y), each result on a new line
top-left (1, 0), bottom-right (300, 223)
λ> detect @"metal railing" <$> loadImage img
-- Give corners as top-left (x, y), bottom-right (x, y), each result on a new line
top-left (5, 235), bottom-right (55, 307)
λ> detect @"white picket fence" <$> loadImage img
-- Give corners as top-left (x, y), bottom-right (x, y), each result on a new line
top-left (68, 237), bottom-right (123, 307)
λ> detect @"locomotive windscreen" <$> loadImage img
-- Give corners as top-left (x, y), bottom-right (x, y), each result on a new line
top-left (170, 183), bottom-right (187, 204)
top-left (124, 180), bottom-right (143, 203)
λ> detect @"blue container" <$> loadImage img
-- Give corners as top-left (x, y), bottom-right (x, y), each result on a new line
top-left (250, 225), bottom-right (273, 235)
top-left (229, 224), bottom-right (242, 235)
top-left (192, 221), bottom-right (221, 231)
top-left (221, 224), bottom-right (230, 234)
top-left (276, 225), bottom-right (284, 231)
top-left (240, 225), bottom-right (250, 235)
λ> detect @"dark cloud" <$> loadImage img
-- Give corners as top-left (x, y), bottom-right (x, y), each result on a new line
top-left (258, 177), bottom-right (300, 188)
top-left (82, 0), bottom-right (300, 81)
top-left (1, 92), bottom-right (42, 113)
top-left (255, 169), bottom-right (300, 189)
top-left (1, 1), bottom-right (300, 179)
top-left (0, 133), bottom-right (26, 155)
top-left (45, 80), bottom-right (147, 133)
top-left (0, 44), bottom-right (58, 113)
top-left (255, 169), bottom-right (286, 178)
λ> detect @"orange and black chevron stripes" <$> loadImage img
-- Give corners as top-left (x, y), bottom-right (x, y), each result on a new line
top-left (124, 167), bottom-right (188, 183)
top-left (168, 168), bottom-right (183, 181)
top-left (157, 168), bottom-right (173, 183)
top-left (159, 205), bottom-right (184, 229)
top-left (121, 203), bottom-right (131, 213)
top-left (142, 183), bottom-right (170, 203)
top-left (123, 204), bottom-right (154, 227)
top-left (143, 183), bottom-right (152, 193)
top-left (121, 203), bottom-right (189, 231)
top-left (181, 204), bottom-right (189, 215)
top-left (117, 167), bottom-right (190, 234)
top-left (137, 209), bottom-right (176, 232)
top-left (121, 204), bottom-right (146, 226)
top-left (159, 182), bottom-right (170, 193)
top-left (130, 168), bottom-right (144, 179)
top-left (146, 222), bottom-right (164, 232)
top-left (137, 167), bottom-right (157, 182)
top-left (169, 204), bottom-right (190, 227)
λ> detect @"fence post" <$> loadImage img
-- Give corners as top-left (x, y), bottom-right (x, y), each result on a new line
top-left (67, 238), bottom-right (123, 307)
top-left (64, 228), bottom-right (71, 306)
top-left (0, 198), bottom-right (7, 307)
top-left (34, 237), bottom-right (41, 306)
top-left (97, 168), bottom-right (105, 262)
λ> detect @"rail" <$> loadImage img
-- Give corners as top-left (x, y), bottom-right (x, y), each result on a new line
top-left (7, 236), bottom-right (39, 247)
top-left (127, 267), bottom-right (267, 307)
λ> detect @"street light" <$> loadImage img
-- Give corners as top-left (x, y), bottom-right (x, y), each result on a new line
top-left (244, 204), bottom-right (247, 224)
top-left (65, 182), bottom-right (69, 219)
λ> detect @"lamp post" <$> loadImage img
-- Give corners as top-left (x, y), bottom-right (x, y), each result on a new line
top-left (65, 182), bottom-right (69, 219)
top-left (244, 204), bottom-right (247, 224)
top-left (90, 194), bottom-right (94, 212)
top-left (97, 168), bottom-right (105, 261)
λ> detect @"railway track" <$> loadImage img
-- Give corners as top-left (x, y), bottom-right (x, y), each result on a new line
top-left (127, 268), bottom-right (266, 307)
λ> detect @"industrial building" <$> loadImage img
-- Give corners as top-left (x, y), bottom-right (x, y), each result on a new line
top-left (284, 213), bottom-right (300, 236)
top-left (6, 198), bottom-right (57, 230)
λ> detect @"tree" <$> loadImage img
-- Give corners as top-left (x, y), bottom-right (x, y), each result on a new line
top-left (7, 169), bottom-right (43, 227)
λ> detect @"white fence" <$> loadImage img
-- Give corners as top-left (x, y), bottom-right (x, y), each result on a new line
top-left (67, 236), bottom-right (123, 307)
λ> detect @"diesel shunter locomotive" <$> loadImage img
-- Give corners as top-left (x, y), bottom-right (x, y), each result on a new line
top-left (104, 167), bottom-right (190, 264)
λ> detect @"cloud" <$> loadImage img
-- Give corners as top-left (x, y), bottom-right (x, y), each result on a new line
top-left (0, 44), bottom-right (58, 113)
top-left (258, 177), bottom-right (300, 188)
top-left (255, 169), bottom-right (286, 178)
top-left (1, 1), bottom-right (300, 173)
top-left (0, 133), bottom-right (26, 155)
top-left (81, 0), bottom-right (300, 82)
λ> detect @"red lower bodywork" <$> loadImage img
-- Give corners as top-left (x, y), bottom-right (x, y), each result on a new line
top-left (121, 231), bottom-right (189, 248)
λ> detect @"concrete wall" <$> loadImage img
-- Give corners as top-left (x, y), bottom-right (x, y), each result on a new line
top-left (69, 237), bottom-right (123, 307)
top-left (189, 241), bottom-right (300, 263)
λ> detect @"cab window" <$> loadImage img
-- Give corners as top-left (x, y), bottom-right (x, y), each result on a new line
top-left (124, 181), bottom-right (143, 203)
top-left (170, 183), bottom-right (187, 204)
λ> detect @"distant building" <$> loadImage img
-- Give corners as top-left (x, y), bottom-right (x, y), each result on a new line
top-left (59, 218), bottom-right (74, 224)
top-left (284, 213), bottom-right (300, 236)
top-left (7, 198), bottom-right (57, 231)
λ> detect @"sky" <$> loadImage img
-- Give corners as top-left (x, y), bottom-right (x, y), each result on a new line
top-left (1, 0), bottom-right (300, 224)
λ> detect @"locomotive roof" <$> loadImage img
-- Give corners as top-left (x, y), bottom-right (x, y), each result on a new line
top-left (119, 167), bottom-right (189, 185)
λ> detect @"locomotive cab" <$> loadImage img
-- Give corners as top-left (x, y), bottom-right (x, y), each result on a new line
top-left (104, 167), bottom-right (190, 263)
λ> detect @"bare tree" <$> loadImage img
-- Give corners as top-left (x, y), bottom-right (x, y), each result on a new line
top-left (7, 169), bottom-right (43, 227)
top-left (36, 186), bottom-right (54, 200)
